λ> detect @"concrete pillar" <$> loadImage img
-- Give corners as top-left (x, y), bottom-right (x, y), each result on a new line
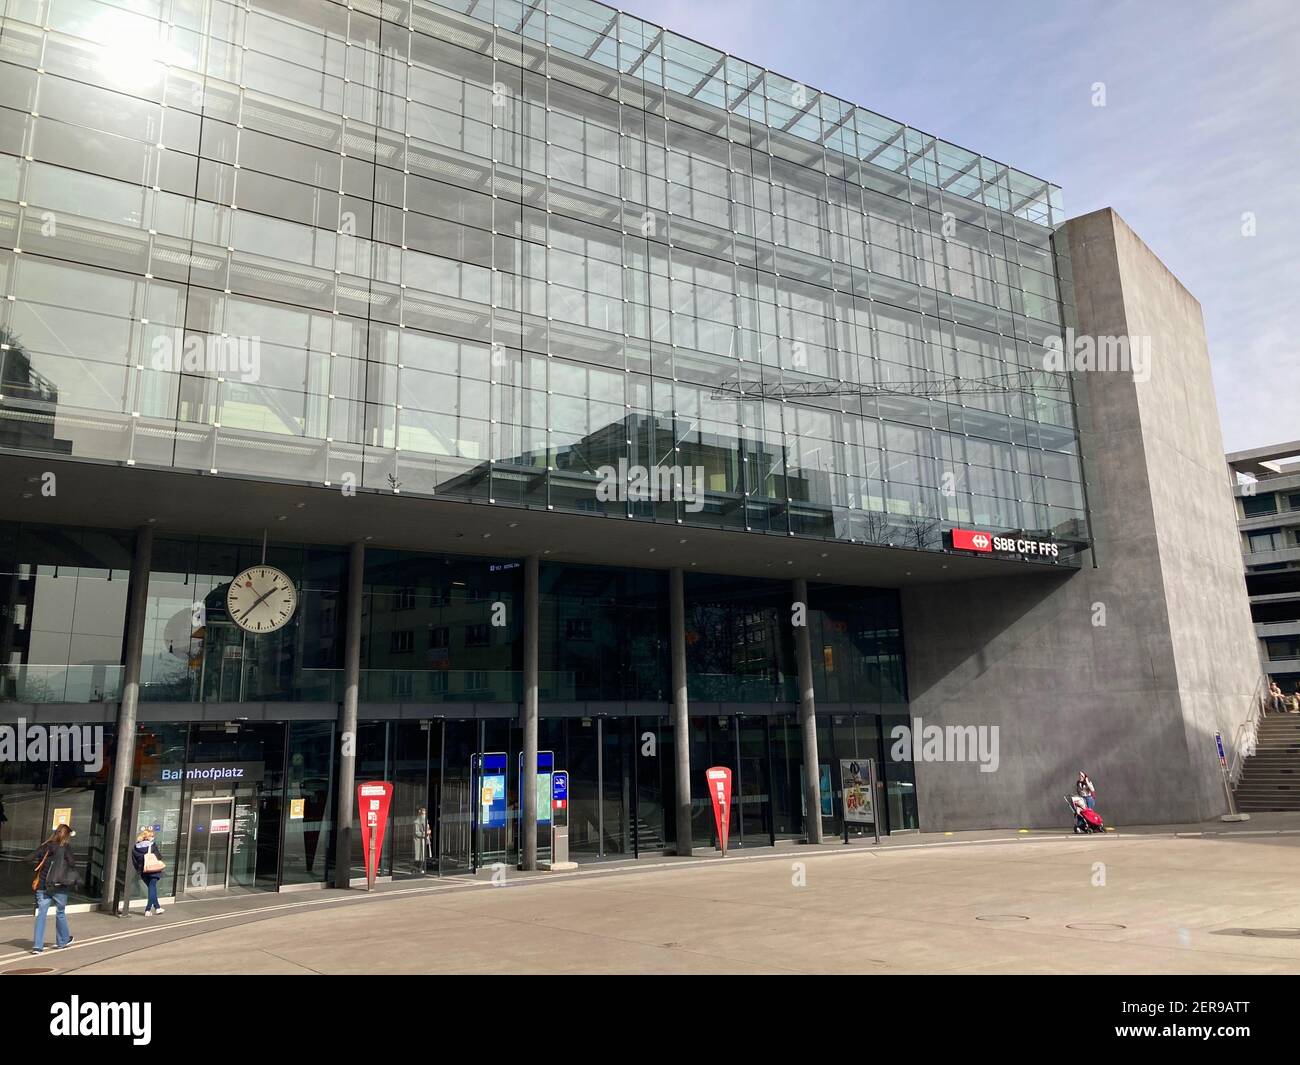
top-left (521, 553), bottom-right (539, 870)
top-left (669, 567), bottom-right (692, 856)
top-left (100, 524), bottom-right (153, 910)
top-left (793, 577), bottom-right (824, 844)
top-left (333, 540), bottom-right (365, 888)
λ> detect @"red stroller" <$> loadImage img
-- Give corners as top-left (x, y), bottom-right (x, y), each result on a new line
top-left (1067, 795), bottom-right (1104, 833)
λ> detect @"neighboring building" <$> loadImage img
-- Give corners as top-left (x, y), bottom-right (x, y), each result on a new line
top-left (0, 0), bottom-right (1262, 909)
top-left (1228, 441), bottom-right (1300, 696)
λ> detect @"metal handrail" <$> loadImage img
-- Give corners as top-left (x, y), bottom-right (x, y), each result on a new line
top-left (1227, 673), bottom-right (1269, 786)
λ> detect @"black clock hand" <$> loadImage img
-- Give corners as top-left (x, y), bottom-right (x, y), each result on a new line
top-left (245, 585), bottom-right (278, 614)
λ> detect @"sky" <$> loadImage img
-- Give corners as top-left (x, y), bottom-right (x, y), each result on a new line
top-left (622, 0), bottom-right (1299, 453)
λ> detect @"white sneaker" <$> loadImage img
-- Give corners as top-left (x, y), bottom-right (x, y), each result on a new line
top-left (153, 906), bottom-right (164, 915)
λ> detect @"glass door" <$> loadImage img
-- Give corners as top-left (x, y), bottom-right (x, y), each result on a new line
top-left (184, 797), bottom-right (234, 892)
top-left (439, 721), bottom-right (474, 873)
top-left (738, 716), bottom-right (773, 847)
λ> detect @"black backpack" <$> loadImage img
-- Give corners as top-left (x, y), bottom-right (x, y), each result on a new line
top-left (46, 844), bottom-right (81, 890)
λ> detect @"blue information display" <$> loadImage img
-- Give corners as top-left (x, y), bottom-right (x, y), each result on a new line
top-left (552, 771), bottom-right (568, 804)
top-left (474, 752), bottom-right (508, 830)
top-left (519, 750), bottom-right (554, 824)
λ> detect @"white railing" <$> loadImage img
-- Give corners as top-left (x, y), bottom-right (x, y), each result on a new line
top-left (1228, 674), bottom-right (1270, 787)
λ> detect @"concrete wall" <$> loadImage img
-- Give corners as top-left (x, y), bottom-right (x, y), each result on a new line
top-left (902, 208), bottom-right (1263, 830)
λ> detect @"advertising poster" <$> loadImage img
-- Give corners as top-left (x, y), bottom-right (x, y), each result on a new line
top-left (706, 766), bottom-right (733, 854)
top-left (289, 798), bottom-right (306, 820)
top-left (840, 759), bottom-right (875, 824)
top-left (51, 807), bottom-right (72, 830)
top-left (357, 780), bottom-right (393, 889)
top-left (799, 764), bottom-right (836, 817)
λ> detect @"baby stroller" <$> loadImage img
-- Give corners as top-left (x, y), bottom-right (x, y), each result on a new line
top-left (1067, 795), bottom-right (1104, 833)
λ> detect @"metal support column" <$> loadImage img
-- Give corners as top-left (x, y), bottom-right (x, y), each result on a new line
top-left (793, 577), bottom-right (824, 844)
top-left (99, 524), bottom-right (153, 910)
top-left (670, 567), bottom-right (692, 856)
top-left (521, 554), bottom-right (539, 870)
top-left (333, 541), bottom-right (365, 888)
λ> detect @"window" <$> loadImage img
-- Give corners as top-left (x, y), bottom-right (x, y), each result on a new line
top-left (428, 626), bottom-right (449, 649)
top-left (390, 630), bottom-right (414, 653)
top-left (1265, 637), bottom-right (1300, 661)
top-left (1242, 492), bottom-right (1277, 517)
top-left (565, 617), bottom-right (593, 640)
top-left (1249, 529), bottom-right (1285, 553)
top-left (464, 623), bottom-right (490, 647)
top-left (394, 586), bottom-right (416, 610)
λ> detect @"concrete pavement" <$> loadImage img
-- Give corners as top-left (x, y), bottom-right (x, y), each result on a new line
top-left (4, 817), bottom-right (1300, 975)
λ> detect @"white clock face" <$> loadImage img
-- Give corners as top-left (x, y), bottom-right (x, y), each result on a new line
top-left (226, 566), bottom-right (298, 634)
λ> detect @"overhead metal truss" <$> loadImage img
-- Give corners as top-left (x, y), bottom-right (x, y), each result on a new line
top-left (708, 370), bottom-right (1072, 402)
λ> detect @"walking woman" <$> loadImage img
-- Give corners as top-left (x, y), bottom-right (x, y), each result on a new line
top-left (28, 824), bottom-right (78, 954)
top-left (131, 827), bottom-right (166, 915)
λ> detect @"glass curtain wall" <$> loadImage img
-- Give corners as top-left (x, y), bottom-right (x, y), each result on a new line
top-left (684, 573), bottom-right (797, 702)
top-left (538, 563), bottom-right (669, 701)
top-left (0, 0), bottom-right (1088, 561)
top-left (0, 725), bottom-right (116, 910)
top-left (140, 536), bottom-right (346, 703)
top-left (362, 550), bottom-right (523, 704)
top-left (0, 522), bottom-right (132, 703)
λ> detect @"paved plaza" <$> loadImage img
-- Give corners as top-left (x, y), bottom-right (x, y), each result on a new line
top-left (4, 819), bottom-right (1300, 975)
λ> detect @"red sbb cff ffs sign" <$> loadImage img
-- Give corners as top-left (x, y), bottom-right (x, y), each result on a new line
top-left (706, 766), bottom-right (732, 855)
top-left (951, 528), bottom-right (992, 552)
top-left (357, 781), bottom-right (393, 888)
top-left (951, 528), bottom-right (1060, 558)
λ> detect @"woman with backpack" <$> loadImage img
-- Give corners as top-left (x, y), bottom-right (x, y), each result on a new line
top-left (131, 827), bottom-right (166, 915)
top-left (28, 824), bottom-right (78, 954)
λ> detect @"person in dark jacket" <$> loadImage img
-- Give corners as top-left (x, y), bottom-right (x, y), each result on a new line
top-left (131, 827), bottom-right (166, 915)
top-left (28, 824), bottom-right (77, 953)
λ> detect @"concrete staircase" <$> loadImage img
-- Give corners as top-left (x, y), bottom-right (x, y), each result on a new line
top-left (634, 817), bottom-right (665, 853)
top-left (1233, 715), bottom-right (1300, 811)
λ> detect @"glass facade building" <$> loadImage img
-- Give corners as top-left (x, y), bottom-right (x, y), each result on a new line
top-left (0, 0), bottom-right (1086, 549)
top-left (0, 520), bottom-right (913, 908)
top-left (0, 0), bottom-right (1086, 908)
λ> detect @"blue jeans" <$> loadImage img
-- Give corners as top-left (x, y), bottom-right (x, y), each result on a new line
top-left (142, 873), bottom-right (162, 911)
top-left (33, 889), bottom-right (70, 951)
top-left (1085, 795), bottom-right (1096, 811)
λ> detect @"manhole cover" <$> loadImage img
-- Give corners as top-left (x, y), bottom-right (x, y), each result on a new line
top-left (3, 967), bottom-right (55, 976)
top-left (975, 914), bottom-right (1030, 922)
top-left (1066, 922), bottom-right (1126, 931)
